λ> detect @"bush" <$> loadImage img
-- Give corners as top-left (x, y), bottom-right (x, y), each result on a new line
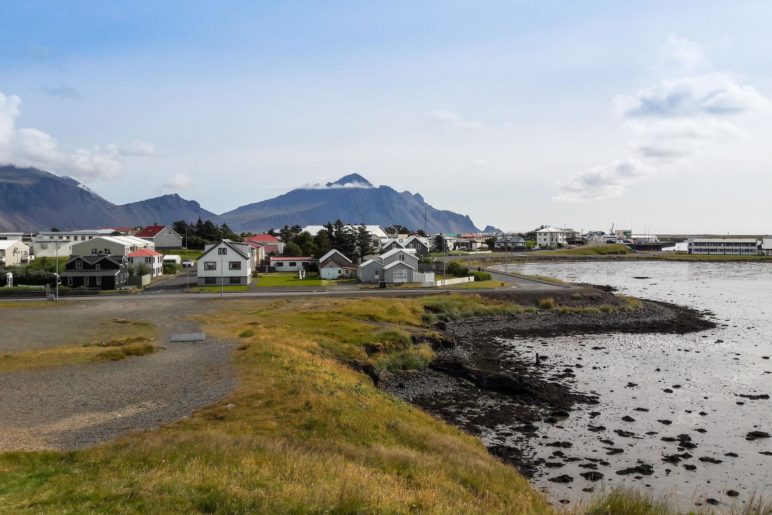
top-left (536, 297), bottom-right (557, 310)
top-left (163, 262), bottom-right (178, 275)
top-left (0, 268), bottom-right (56, 287)
top-left (471, 271), bottom-right (491, 282)
top-left (445, 261), bottom-right (469, 277)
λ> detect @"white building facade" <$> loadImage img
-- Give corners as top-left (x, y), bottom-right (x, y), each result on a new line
top-left (0, 240), bottom-right (32, 267)
top-left (197, 240), bottom-right (254, 286)
top-left (688, 238), bottom-right (760, 255)
top-left (536, 227), bottom-right (566, 248)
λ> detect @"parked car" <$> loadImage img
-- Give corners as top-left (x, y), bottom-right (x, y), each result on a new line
top-left (182, 260), bottom-right (195, 268)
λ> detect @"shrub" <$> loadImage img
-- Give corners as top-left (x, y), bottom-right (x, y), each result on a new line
top-left (536, 297), bottom-right (557, 310)
top-left (163, 262), bottom-right (178, 275)
top-left (238, 329), bottom-right (255, 338)
top-left (445, 261), bottom-right (469, 277)
top-left (471, 271), bottom-right (491, 282)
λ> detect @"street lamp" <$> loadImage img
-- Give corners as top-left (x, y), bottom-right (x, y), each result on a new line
top-left (54, 240), bottom-right (60, 300)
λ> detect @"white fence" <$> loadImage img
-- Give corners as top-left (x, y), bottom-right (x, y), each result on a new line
top-left (423, 276), bottom-right (474, 287)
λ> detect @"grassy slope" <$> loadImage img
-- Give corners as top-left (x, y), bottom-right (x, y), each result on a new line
top-left (537, 243), bottom-right (631, 256)
top-left (0, 296), bottom-right (552, 513)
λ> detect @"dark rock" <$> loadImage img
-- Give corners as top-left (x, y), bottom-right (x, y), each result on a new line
top-left (548, 474), bottom-right (573, 483)
top-left (724, 452), bottom-right (739, 458)
top-left (684, 464), bottom-right (697, 471)
top-left (604, 447), bottom-right (624, 455)
top-left (617, 463), bottom-right (654, 476)
top-left (588, 425), bottom-right (606, 432)
top-left (614, 429), bottom-right (635, 438)
top-left (545, 441), bottom-right (573, 448)
top-left (581, 471), bottom-right (604, 481)
top-left (737, 393), bottom-right (770, 400)
top-left (663, 388), bottom-right (674, 393)
top-left (621, 415), bottom-right (636, 422)
top-left (695, 428), bottom-right (707, 433)
top-left (706, 498), bottom-right (719, 506)
top-left (634, 407), bottom-right (649, 412)
top-left (699, 456), bottom-right (722, 464)
top-left (727, 490), bottom-right (739, 497)
top-left (746, 431), bottom-right (771, 441)
top-left (658, 419), bottom-right (673, 425)
top-left (760, 451), bottom-right (772, 456)
top-left (545, 462), bottom-right (564, 468)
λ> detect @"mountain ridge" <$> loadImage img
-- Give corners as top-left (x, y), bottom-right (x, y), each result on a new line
top-left (0, 166), bottom-right (479, 233)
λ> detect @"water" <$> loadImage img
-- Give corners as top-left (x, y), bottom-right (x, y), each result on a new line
top-left (498, 261), bottom-right (772, 510)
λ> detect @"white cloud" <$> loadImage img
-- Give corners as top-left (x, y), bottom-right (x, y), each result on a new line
top-left (430, 109), bottom-right (485, 131)
top-left (557, 38), bottom-right (771, 202)
top-left (162, 172), bottom-right (192, 191)
top-left (657, 36), bottom-right (710, 74)
top-left (114, 140), bottom-right (157, 156)
top-left (614, 73), bottom-right (770, 119)
top-left (555, 159), bottom-right (650, 202)
top-left (0, 89), bottom-right (153, 181)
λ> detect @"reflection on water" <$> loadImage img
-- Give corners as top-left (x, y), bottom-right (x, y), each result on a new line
top-left (503, 261), bottom-right (772, 510)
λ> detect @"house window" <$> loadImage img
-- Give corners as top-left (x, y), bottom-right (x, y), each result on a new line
top-left (374, 270), bottom-right (379, 278)
top-left (84, 277), bottom-right (89, 286)
top-left (91, 249), bottom-right (98, 255)
top-left (275, 261), bottom-right (284, 267)
top-left (204, 261), bottom-right (217, 270)
top-left (229, 261), bottom-right (241, 270)
top-left (145, 257), bottom-right (152, 264)
top-left (76, 261), bottom-right (83, 270)
top-left (289, 262), bottom-right (296, 267)
top-left (68, 277), bottom-right (73, 286)
top-left (229, 277), bottom-right (241, 284)
top-left (96, 277), bottom-right (102, 286)
top-left (218, 248), bottom-right (227, 255)
top-left (399, 254), bottom-right (404, 261)
top-left (205, 277), bottom-right (216, 285)
top-left (95, 264), bottom-right (101, 270)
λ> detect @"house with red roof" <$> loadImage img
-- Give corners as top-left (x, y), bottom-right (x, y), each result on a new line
top-left (246, 234), bottom-right (283, 256)
top-left (127, 248), bottom-right (164, 277)
top-left (136, 225), bottom-right (183, 249)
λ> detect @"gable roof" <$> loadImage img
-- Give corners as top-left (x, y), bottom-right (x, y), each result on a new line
top-left (270, 256), bottom-right (313, 261)
top-left (359, 259), bottom-right (380, 269)
top-left (199, 240), bottom-right (251, 260)
top-left (380, 247), bottom-right (417, 260)
top-left (0, 240), bottom-right (25, 251)
top-left (318, 249), bottom-right (353, 265)
top-left (247, 234), bottom-right (280, 244)
top-left (67, 255), bottom-right (124, 266)
top-left (127, 249), bottom-right (163, 258)
top-left (136, 225), bottom-right (169, 238)
top-left (404, 236), bottom-right (429, 247)
top-left (383, 260), bottom-right (415, 270)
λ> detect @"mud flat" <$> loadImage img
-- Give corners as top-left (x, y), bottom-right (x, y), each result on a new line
top-left (381, 287), bottom-right (771, 510)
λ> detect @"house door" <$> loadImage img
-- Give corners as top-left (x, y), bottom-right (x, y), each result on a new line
top-left (393, 269), bottom-right (408, 283)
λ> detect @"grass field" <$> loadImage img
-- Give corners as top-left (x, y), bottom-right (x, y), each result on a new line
top-left (0, 295), bottom-right (766, 513)
top-left (537, 243), bottom-right (632, 256)
top-left (255, 272), bottom-right (328, 287)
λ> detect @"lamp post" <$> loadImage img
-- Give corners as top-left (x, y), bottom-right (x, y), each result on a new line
top-left (55, 240), bottom-right (60, 300)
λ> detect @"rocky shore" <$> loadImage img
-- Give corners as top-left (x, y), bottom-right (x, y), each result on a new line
top-left (380, 292), bottom-right (718, 478)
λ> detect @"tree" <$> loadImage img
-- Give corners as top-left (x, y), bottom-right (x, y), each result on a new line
top-left (385, 224), bottom-right (410, 235)
top-left (432, 235), bottom-right (448, 253)
top-left (416, 229), bottom-right (428, 237)
top-left (283, 242), bottom-right (303, 257)
top-left (313, 230), bottom-right (332, 259)
top-left (484, 236), bottom-right (497, 250)
top-left (355, 225), bottom-right (374, 262)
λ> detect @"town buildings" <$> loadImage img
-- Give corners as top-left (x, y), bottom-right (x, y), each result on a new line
top-left (318, 249), bottom-right (357, 279)
top-left (536, 227), bottom-right (566, 248)
top-left (127, 249), bottom-right (165, 277)
top-left (135, 225), bottom-right (183, 249)
top-left (70, 236), bottom-right (154, 258)
top-left (0, 240), bottom-right (32, 267)
top-left (270, 256), bottom-right (313, 272)
top-left (60, 255), bottom-right (129, 290)
top-left (358, 248), bottom-right (434, 284)
top-left (688, 238), bottom-right (760, 255)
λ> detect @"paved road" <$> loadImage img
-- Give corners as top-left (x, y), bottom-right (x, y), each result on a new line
top-left (141, 269), bottom-right (196, 294)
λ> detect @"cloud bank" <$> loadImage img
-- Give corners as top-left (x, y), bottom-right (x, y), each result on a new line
top-left (0, 90), bottom-right (154, 181)
top-left (556, 38), bottom-right (771, 202)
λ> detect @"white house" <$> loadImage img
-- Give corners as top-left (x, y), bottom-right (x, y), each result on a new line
top-left (0, 240), bottom-right (32, 267)
top-left (31, 229), bottom-right (115, 257)
top-left (197, 240), bottom-right (254, 286)
top-left (688, 238), bottom-right (760, 255)
top-left (318, 249), bottom-right (357, 279)
top-left (0, 233), bottom-right (23, 241)
top-left (536, 227), bottom-right (566, 248)
top-left (762, 238), bottom-right (772, 256)
top-left (270, 256), bottom-right (314, 272)
top-left (127, 249), bottom-right (164, 277)
top-left (70, 236), bottom-right (154, 258)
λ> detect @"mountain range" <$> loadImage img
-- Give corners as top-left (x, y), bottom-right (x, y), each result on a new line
top-left (0, 166), bottom-right (480, 233)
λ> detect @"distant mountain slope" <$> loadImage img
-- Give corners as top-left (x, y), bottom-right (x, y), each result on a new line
top-left (0, 166), bottom-right (119, 231)
top-left (221, 174), bottom-right (480, 233)
top-left (0, 166), bottom-right (219, 231)
top-left (118, 195), bottom-right (221, 227)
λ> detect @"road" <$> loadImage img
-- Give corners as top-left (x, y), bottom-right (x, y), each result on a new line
top-left (141, 268), bottom-right (196, 294)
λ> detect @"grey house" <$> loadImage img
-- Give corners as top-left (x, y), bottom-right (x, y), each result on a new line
top-left (379, 236), bottom-right (430, 257)
top-left (136, 225), bottom-right (183, 249)
top-left (359, 248), bottom-right (431, 283)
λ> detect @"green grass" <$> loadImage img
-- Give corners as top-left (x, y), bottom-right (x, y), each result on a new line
top-left (0, 296), bottom-right (553, 513)
top-left (255, 272), bottom-right (326, 287)
top-left (167, 249), bottom-right (204, 261)
top-left (538, 243), bottom-right (631, 256)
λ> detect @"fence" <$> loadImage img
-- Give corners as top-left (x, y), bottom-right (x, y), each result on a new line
top-left (426, 276), bottom-right (474, 287)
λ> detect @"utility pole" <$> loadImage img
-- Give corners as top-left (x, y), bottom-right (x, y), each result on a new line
top-left (55, 240), bottom-right (60, 300)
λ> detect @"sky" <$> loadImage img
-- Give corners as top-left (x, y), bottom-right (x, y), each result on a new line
top-left (1, 1), bottom-right (772, 233)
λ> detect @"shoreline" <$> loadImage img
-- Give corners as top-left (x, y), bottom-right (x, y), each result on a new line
top-left (380, 291), bottom-right (717, 482)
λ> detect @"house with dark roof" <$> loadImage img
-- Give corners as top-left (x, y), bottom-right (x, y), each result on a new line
top-left (136, 225), bottom-right (183, 249)
top-left (60, 255), bottom-right (129, 290)
top-left (196, 240), bottom-right (255, 286)
top-left (318, 249), bottom-right (357, 279)
top-left (358, 248), bottom-right (434, 284)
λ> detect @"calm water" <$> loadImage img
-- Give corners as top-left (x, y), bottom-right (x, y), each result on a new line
top-left (500, 261), bottom-right (772, 510)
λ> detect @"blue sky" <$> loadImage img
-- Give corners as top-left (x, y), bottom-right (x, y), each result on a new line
top-left (2, 1), bottom-right (772, 232)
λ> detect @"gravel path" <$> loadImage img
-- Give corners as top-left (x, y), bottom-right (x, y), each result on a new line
top-left (0, 299), bottom-right (236, 451)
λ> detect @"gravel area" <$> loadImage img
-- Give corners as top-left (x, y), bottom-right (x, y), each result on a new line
top-left (0, 299), bottom-right (236, 451)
